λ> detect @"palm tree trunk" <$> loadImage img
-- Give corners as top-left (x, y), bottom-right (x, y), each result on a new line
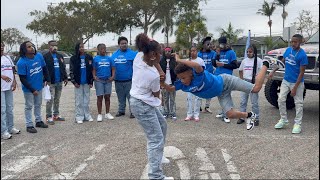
top-left (282, 6), bottom-right (285, 30)
top-left (269, 17), bottom-right (272, 37)
top-left (166, 29), bottom-right (169, 47)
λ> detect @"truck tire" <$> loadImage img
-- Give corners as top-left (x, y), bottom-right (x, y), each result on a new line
top-left (264, 79), bottom-right (306, 110)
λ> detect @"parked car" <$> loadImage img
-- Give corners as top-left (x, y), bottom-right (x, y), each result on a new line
top-left (264, 44), bottom-right (319, 109)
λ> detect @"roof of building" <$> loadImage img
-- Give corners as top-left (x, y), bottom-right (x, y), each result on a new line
top-left (233, 36), bottom-right (286, 46)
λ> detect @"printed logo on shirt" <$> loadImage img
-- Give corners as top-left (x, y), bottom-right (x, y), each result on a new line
top-left (189, 82), bottom-right (205, 92)
top-left (285, 55), bottom-right (296, 66)
top-left (114, 55), bottom-right (127, 64)
top-left (54, 58), bottom-right (60, 68)
top-left (244, 65), bottom-right (253, 71)
top-left (30, 66), bottom-right (42, 76)
top-left (81, 59), bottom-right (86, 69)
top-left (1, 64), bottom-right (12, 71)
top-left (219, 55), bottom-right (228, 64)
top-left (98, 61), bottom-right (110, 67)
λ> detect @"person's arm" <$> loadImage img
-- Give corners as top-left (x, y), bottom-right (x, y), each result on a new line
top-left (92, 67), bottom-right (97, 81)
top-left (239, 70), bottom-right (244, 79)
top-left (109, 67), bottom-right (115, 81)
top-left (175, 54), bottom-right (203, 73)
top-left (152, 91), bottom-right (160, 98)
top-left (291, 66), bottom-right (306, 97)
top-left (19, 75), bottom-right (36, 93)
top-left (160, 82), bottom-right (176, 92)
top-left (222, 60), bottom-right (238, 70)
top-left (155, 63), bottom-right (165, 82)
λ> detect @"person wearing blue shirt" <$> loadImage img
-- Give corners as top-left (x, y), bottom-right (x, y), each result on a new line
top-left (111, 36), bottom-right (137, 119)
top-left (43, 40), bottom-right (68, 125)
top-left (93, 43), bottom-right (115, 122)
top-left (17, 41), bottom-right (51, 133)
top-left (213, 36), bottom-right (238, 123)
top-left (198, 36), bottom-right (216, 114)
top-left (69, 42), bottom-right (94, 124)
top-left (161, 53), bottom-right (273, 130)
top-left (269, 34), bottom-right (308, 134)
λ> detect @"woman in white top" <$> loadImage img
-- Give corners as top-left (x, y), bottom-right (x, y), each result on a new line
top-left (1, 42), bottom-right (20, 140)
top-left (130, 33), bottom-right (173, 180)
top-left (238, 45), bottom-right (262, 125)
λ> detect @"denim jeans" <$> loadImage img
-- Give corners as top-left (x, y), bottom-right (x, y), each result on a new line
top-left (130, 97), bottom-right (167, 180)
top-left (200, 98), bottom-right (212, 108)
top-left (23, 91), bottom-right (43, 127)
top-left (115, 81), bottom-right (132, 113)
top-left (46, 82), bottom-right (63, 117)
top-left (239, 79), bottom-right (260, 120)
top-left (187, 92), bottom-right (201, 118)
top-left (278, 79), bottom-right (305, 125)
top-left (74, 84), bottom-right (92, 121)
top-left (1, 90), bottom-right (14, 133)
top-left (161, 88), bottom-right (176, 117)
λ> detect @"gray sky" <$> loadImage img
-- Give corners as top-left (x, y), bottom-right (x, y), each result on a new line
top-left (1, 0), bottom-right (319, 50)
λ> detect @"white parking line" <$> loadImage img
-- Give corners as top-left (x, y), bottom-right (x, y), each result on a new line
top-left (196, 147), bottom-right (221, 179)
top-left (1, 143), bottom-right (27, 158)
top-left (221, 149), bottom-right (240, 180)
top-left (1, 155), bottom-right (47, 173)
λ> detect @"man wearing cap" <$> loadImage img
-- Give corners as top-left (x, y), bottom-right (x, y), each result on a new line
top-left (43, 40), bottom-right (68, 124)
top-left (213, 36), bottom-right (238, 123)
top-left (198, 36), bottom-right (216, 113)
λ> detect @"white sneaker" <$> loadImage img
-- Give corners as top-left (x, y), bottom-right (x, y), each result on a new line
top-left (204, 107), bottom-right (212, 113)
top-left (216, 113), bottom-right (223, 118)
top-left (162, 156), bottom-right (170, 164)
top-left (1, 132), bottom-right (12, 140)
top-left (246, 112), bottom-right (256, 130)
top-left (164, 177), bottom-right (174, 180)
top-left (105, 113), bottom-right (114, 120)
top-left (223, 117), bottom-right (230, 123)
top-left (88, 118), bottom-right (94, 122)
top-left (76, 120), bottom-right (83, 124)
top-left (97, 114), bottom-right (103, 122)
top-left (9, 128), bottom-right (21, 134)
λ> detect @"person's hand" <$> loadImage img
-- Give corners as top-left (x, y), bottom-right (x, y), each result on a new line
top-left (1, 75), bottom-right (12, 82)
top-left (159, 72), bottom-right (165, 82)
top-left (89, 84), bottom-right (93, 88)
top-left (33, 90), bottom-right (39, 96)
top-left (11, 82), bottom-right (16, 91)
top-left (174, 53), bottom-right (181, 62)
top-left (93, 76), bottom-right (98, 81)
top-left (64, 79), bottom-right (68, 86)
top-left (290, 87), bottom-right (297, 97)
top-left (108, 76), bottom-right (114, 82)
top-left (216, 61), bottom-right (224, 67)
top-left (74, 83), bottom-right (80, 88)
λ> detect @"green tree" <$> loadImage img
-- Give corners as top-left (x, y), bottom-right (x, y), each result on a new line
top-left (257, 1), bottom-right (276, 37)
top-left (217, 22), bottom-right (243, 45)
top-left (273, 0), bottom-right (290, 30)
top-left (292, 10), bottom-right (319, 39)
top-left (1, 28), bottom-right (30, 52)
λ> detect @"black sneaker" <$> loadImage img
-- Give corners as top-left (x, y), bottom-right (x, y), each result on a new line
top-left (26, 127), bottom-right (37, 133)
top-left (115, 112), bottom-right (125, 117)
top-left (200, 107), bottom-right (202, 112)
top-left (36, 121), bottom-right (49, 128)
top-left (237, 118), bottom-right (245, 124)
top-left (254, 121), bottom-right (259, 126)
top-left (130, 113), bottom-right (135, 119)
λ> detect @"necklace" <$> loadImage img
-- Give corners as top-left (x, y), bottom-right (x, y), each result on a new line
top-left (290, 48), bottom-right (301, 60)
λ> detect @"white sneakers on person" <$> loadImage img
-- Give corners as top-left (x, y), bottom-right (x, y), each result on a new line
top-left (1, 132), bottom-right (12, 140)
top-left (223, 117), bottom-right (230, 123)
top-left (88, 118), bottom-right (94, 122)
top-left (215, 113), bottom-right (224, 118)
top-left (246, 112), bottom-right (256, 130)
top-left (162, 156), bottom-right (170, 164)
top-left (105, 113), bottom-right (114, 120)
top-left (76, 120), bottom-right (83, 124)
top-left (164, 177), bottom-right (174, 180)
top-left (97, 114), bottom-right (103, 122)
top-left (9, 128), bottom-right (21, 134)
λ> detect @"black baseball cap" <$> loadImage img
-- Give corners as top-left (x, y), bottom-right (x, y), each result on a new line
top-left (218, 36), bottom-right (227, 44)
top-left (202, 36), bottom-right (212, 45)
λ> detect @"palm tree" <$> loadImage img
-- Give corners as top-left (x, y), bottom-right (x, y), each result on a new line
top-left (257, 1), bottom-right (276, 37)
top-left (216, 22), bottom-right (243, 44)
top-left (274, 0), bottom-right (290, 30)
top-left (150, 12), bottom-right (175, 47)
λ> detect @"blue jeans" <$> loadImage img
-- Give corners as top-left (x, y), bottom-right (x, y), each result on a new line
top-left (23, 91), bottom-right (43, 127)
top-left (46, 82), bottom-right (63, 117)
top-left (1, 90), bottom-right (14, 133)
top-left (240, 89), bottom-right (260, 120)
top-left (130, 97), bottom-right (167, 180)
top-left (74, 84), bottom-right (92, 121)
top-left (115, 81), bottom-right (132, 113)
top-left (161, 88), bottom-right (176, 117)
top-left (187, 92), bottom-right (201, 118)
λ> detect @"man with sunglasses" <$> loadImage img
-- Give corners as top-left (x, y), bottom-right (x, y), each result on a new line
top-left (43, 40), bottom-right (68, 124)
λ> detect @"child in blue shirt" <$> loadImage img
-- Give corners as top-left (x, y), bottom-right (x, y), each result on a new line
top-left (161, 54), bottom-right (272, 130)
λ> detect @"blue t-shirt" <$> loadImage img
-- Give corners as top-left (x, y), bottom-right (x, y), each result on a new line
top-left (80, 55), bottom-right (87, 84)
top-left (214, 49), bottom-right (236, 75)
top-left (198, 51), bottom-right (216, 74)
top-left (52, 53), bottom-right (61, 83)
top-left (17, 53), bottom-right (46, 93)
top-left (111, 48), bottom-right (137, 81)
top-left (174, 69), bottom-right (224, 99)
top-left (283, 47), bottom-right (308, 83)
top-left (93, 55), bottom-right (114, 80)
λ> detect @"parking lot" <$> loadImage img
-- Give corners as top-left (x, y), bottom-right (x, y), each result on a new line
top-left (1, 77), bottom-right (319, 179)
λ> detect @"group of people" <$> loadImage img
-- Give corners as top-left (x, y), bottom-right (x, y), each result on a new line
top-left (1, 33), bottom-right (308, 179)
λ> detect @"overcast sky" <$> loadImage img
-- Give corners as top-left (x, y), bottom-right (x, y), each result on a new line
top-left (1, 0), bottom-right (319, 50)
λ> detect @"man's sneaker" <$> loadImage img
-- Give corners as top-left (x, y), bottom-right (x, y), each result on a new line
top-left (88, 118), bottom-right (94, 122)
top-left (53, 115), bottom-right (65, 121)
top-left (26, 127), bottom-right (37, 133)
top-left (216, 113), bottom-right (224, 118)
top-left (254, 120), bottom-right (259, 126)
top-left (274, 119), bottom-right (289, 129)
top-left (171, 116), bottom-right (177, 121)
top-left (292, 124), bottom-right (301, 134)
top-left (46, 117), bottom-right (55, 125)
top-left (162, 156), bottom-right (170, 164)
top-left (163, 114), bottom-right (168, 118)
top-left (1, 131), bottom-right (12, 140)
top-left (9, 128), bottom-right (21, 134)
top-left (185, 116), bottom-right (192, 121)
top-left (76, 120), bottom-right (83, 124)
top-left (237, 118), bottom-right (245, 124)
top-left (105, 113), bottom-right (114, 120)
top-left (36, 121), bottom-right (48, 128)
top-left (115, 112), bottom-right (125, 117)
top-left (164, 177), bottom-right (174, 180)
top-left (246, 112), bottom-right (256, 130)
top-left (204, 107), bottom-right (212, 113)
top-left (223, 117), bottom-right (230, 123)
top-left (194, 117), bottom-right (200, 122)
top-left (97, 114), bottom-right (103, 122)
top-left (130, 113), bottom-right (135, 119)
